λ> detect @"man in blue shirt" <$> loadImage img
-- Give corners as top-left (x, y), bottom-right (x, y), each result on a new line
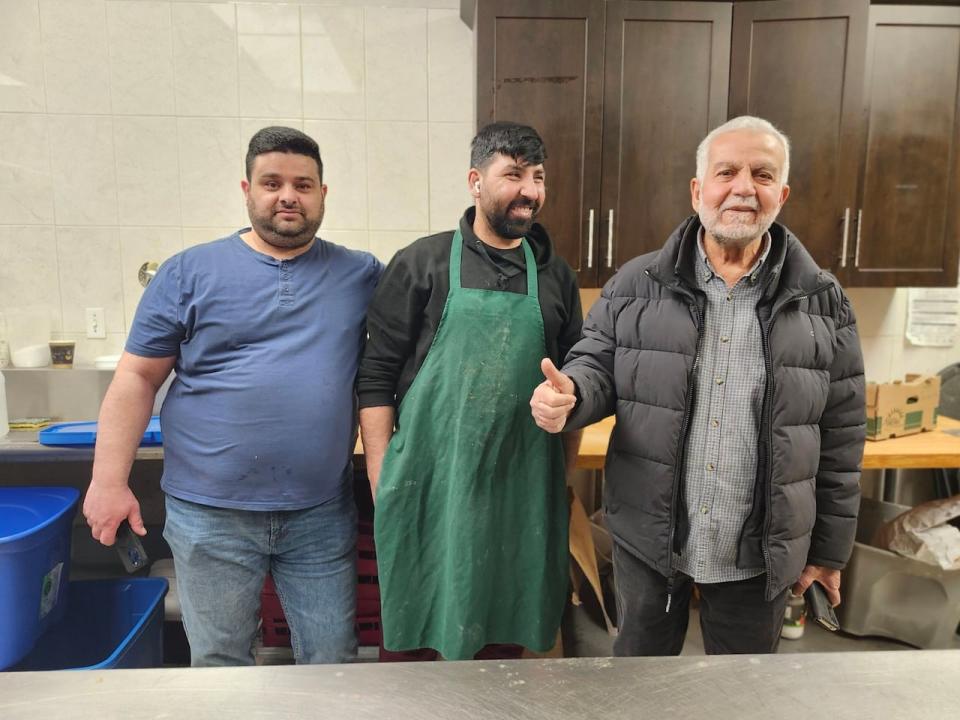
top-left (83, 127), bottom-right (383, 666)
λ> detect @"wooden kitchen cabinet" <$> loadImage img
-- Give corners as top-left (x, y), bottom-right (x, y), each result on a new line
top-left (478, 0), bottom-right (960, 288)
top-left (847, 5), bottom-right (960, 287)
top-left (476, 0), bottom-right (605, 288)
top-left (730, 0), bottom-right (960, 287)
top-left (729, 0), bottom-right (868, 275)
top-left (476, 0), bottom-right (730, 288)
top-left (598, 1), bottom-right (731, 285)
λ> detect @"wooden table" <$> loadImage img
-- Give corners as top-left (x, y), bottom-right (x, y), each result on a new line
top-left (575, 416), bottom-right (960, 470)
top-left (8, 416), bottom-right (957, 472)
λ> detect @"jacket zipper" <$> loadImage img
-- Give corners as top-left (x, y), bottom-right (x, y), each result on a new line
top-left (646, 268), bottom-right (703, 612)
top-left (757, 282), bottom-right (834, 597)
top-left (757, 311), bottom-right (775, 597)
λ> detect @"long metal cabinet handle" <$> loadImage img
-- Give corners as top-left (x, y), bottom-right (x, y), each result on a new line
top-left (854, 209), bottom-right (862, 267)
top-left (840, 207), bottom-right (850, 268)
top-left (606, 209), bottom-right (614, 268)
top-left (587, 209), bottom-right (594, 269)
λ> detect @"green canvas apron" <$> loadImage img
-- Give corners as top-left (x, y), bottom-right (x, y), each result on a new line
top-left (374, 230), bottom-right (568, 660)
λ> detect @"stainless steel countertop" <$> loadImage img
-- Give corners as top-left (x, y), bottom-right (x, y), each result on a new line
top-left (2, 652), bottom-right (959, 719)
top-left (0, 429), bottom-right (163, 462)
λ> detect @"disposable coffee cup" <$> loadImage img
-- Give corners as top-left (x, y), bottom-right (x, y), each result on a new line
top-left (49, 340), bottom-right (75, 368)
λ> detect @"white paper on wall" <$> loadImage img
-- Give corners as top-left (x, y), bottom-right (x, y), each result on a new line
top-left (906, 287), bottom-right (959, 347)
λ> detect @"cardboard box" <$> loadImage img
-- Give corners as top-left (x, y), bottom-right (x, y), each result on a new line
top-left (866, 374), bottom-right (940, 441)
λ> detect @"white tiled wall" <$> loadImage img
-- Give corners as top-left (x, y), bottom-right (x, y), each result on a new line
top-left (2, 0), bottom-right (956, 379)
top-left (846, 289), bottom-right (958, 383)
top-left (0, 0), bottom-right (473, 364)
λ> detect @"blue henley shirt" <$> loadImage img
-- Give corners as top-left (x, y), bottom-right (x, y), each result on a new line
top-left (126, 231), bottom-right (383, 510)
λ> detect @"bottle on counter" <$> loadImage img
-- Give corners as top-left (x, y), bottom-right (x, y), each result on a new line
top-left (781, 591), bottom-right (805, 640)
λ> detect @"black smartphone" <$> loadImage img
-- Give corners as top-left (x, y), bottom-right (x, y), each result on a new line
top-left (804, 581), bottom-right (839, 632)
top-left (115, 520), bottom-right (149, 573)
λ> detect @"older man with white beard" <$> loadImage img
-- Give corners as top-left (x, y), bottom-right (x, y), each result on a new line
top-left (530, 116), bottom-right (865, 655)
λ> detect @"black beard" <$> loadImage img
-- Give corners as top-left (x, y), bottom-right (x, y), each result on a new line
top-left (247, 203), bottom-right (323, 249)
top-left (252, 219), bottom-right (320, 248)
top-left (485, 201), bottom-right (539, 240)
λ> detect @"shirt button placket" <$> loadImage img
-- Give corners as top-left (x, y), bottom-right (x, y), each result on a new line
top-left (279, 261), bottom-right (293, 305)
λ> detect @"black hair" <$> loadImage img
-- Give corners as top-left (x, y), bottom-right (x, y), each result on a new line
top-left (470, 121), bottom-right (547, 169)
top-left (245, 126), bottom-right (323, 181)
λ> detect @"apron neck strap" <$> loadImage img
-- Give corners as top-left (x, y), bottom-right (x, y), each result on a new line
top-left (450, 229), bottom-right (538, 298)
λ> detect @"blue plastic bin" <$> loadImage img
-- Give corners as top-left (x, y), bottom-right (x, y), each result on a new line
top-left (14, 578), bottom-right (168, 670)
top-left (0, 487), bottom-right (79, 670)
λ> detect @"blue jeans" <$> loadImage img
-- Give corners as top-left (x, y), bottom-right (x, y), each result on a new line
top-left (163, 487), bottom-right (357, 666)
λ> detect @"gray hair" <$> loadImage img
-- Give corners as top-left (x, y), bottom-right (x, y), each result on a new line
top-left (695, 116), bottom-right (790, 185)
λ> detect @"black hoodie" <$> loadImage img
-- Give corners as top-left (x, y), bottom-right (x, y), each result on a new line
top-left (357, 207), bottom-right (583, 409)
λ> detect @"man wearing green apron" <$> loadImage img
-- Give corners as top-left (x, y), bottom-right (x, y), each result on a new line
top-left (358, 122), bottom-right (583, 661)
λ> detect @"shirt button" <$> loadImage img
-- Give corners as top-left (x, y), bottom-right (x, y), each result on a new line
top-left (715, 377), bottom-right (724, 385)
top-left (720, 335), bottom-right (730, 343)
top-left (706, 462), bottom-right (715, 471)
top-left (726, 292), bottom-right (733, 301)
top-left (711, 419), bottom-right (720, 428)
top-left (700, 506), bottom-right (709, 515)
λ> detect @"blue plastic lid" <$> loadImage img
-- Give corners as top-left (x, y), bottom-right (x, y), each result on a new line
top-left (38, 416), bottom-right (162, 447)
top-left (0, 487), bottom-right (80, 544)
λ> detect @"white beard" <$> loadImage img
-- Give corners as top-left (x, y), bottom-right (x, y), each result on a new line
top-left (698, 197), bottom-right (779, 248)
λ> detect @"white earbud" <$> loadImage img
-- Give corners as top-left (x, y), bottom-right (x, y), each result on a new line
top-left (474, 181), bottom-right (480, 192)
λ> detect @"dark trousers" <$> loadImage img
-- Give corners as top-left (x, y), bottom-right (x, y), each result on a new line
top-left (612, 541), bottom-right (789, 656)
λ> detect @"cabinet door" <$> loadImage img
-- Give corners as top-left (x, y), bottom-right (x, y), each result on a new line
top-left (847, 5), bottom-right (960, 288)
top-left (476, 0), bottom-right (605, 287)
top-left (598, 1), bottom-right (731, 286)
top-left (729, 0), bottom-right (868, 274)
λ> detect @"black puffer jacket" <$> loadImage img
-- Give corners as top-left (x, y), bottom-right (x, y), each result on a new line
top-left (564, 217), bottom-right (865, 599)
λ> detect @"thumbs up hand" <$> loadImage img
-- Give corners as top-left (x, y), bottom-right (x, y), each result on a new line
top-left (530, 358), bottom-right (577, 433)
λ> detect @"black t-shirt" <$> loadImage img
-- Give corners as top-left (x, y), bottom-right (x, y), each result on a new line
top-left (357, 207), bottom-right (583, 409)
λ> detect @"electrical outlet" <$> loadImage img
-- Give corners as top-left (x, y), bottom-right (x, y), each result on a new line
top-left (85, 307), bottom-right (106, 339)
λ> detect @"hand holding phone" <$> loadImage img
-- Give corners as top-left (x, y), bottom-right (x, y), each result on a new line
top-left (115, 520), bottom-right (149, 573)
top-left (804, 581), bottom-right (839, 632)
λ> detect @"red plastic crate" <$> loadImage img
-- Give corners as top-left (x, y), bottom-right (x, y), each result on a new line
top-left (356, 615), bottom-right (383, 647)
top-left (259, 527), bottom-right (383, 648)
top-left (260, 576), bottom-right (290, 647)
top-left (357, 587), bottom-right (380, 618)
top-left (358, 532), bottom-right (377, 575)
top-left (357, 530), bottom-right (380, 618)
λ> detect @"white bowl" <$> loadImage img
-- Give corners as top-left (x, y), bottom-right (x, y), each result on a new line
top-left (11, 344), bottom-right (50, 368)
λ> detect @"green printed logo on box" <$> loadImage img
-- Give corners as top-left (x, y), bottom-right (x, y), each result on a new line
top-left (866, 417), bottom-right (882, 437)
top-left (904, 410), bottom-right (924, 430)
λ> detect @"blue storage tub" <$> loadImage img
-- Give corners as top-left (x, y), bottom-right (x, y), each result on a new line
top-left (13, 578), bottom-right (168, 671)
top-left (0, 487), bottom-right (79, 670)
top-left (38, 416), bottom-right (163, 447)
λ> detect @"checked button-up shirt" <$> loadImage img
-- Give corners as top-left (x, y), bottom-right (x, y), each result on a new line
top-left (674, 229), bottom-right (772, 583)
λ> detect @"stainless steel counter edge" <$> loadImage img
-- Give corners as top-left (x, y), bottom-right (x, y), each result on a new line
top-left (0, 430), bottom-right (163, 463)
top-left (1, 652), bottom-right (959, 719)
